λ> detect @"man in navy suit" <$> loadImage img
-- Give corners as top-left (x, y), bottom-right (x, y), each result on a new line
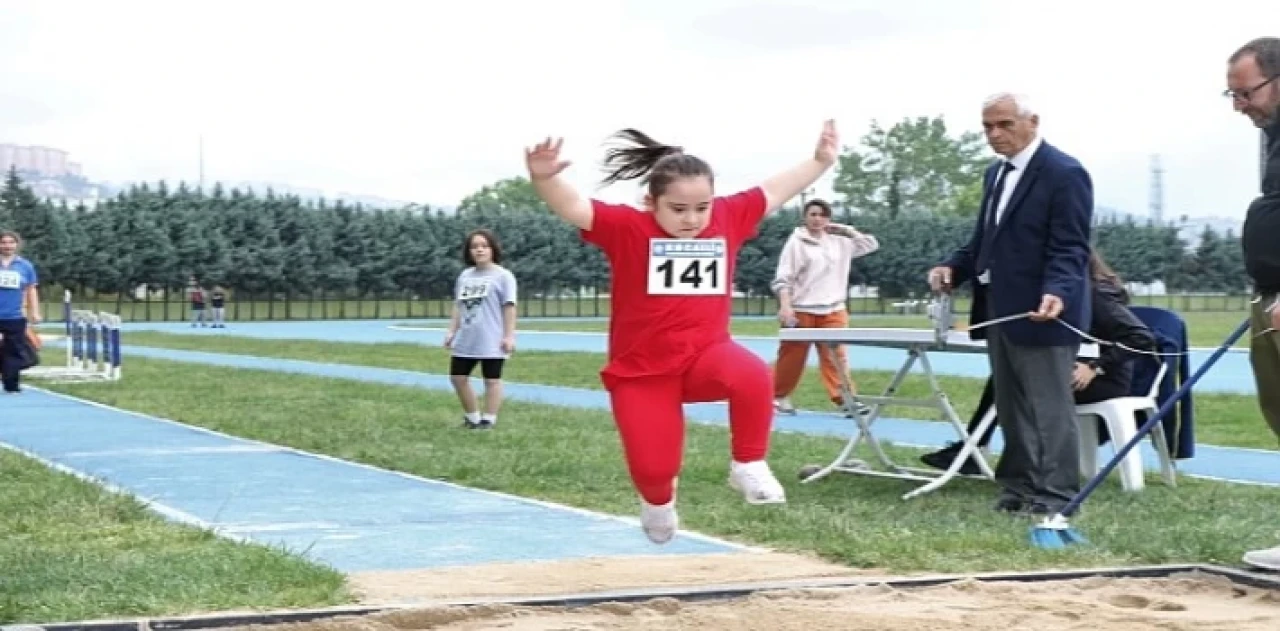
top-left (928, 93), bottom-right (1094, 516)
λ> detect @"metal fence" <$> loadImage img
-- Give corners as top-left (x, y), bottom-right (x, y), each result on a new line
top-left (38, 288), bottom-right (1258, 323)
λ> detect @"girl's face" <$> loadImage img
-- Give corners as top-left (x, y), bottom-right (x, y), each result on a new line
top-left (803, 205), bottom-right (831, 232)
top-left (645, 176), bottom-right (714, 239)
top-left (469, 235), bottom-right (493, 265)
top-left (0, 235), bottom-right (18, 257)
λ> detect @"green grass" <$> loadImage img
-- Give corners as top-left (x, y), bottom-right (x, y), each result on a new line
top-left (0, 449), bottom-right (351, 625)
top-left (119, 331), bottom-right (1280, 451)
top-left (487, 310), bottom-right (1258, 349)
top-left (31, 357), bottom-right (1280, 581)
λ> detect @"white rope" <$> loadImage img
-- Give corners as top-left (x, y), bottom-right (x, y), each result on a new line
top-left (958, 292), bottom-right (1278, 356)
top-left (963, 311), bottom-right (1189, 358)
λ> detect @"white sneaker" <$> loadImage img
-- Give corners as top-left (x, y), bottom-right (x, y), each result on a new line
top-left (773, 397), bottom-right (796, 415)
top-left (640, 500), bottom-right (678, 544)
top-left (1243, 545), bottom-right (1280, 571)
top-left (729, 460), bottom-right (787, 504)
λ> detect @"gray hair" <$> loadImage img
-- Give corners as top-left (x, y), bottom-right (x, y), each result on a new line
top-left (1229, 36), bottom-right (1280, 77)
top-left (982, 92), bottom-right (1036, 117)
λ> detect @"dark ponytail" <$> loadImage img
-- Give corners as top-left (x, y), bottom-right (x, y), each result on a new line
top-left (600, 129), bottom-right (714, 196)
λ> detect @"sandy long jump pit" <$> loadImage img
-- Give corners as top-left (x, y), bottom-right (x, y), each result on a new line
top-left (25, 555), bottom-right (1280, 631)
top-left (196, 564), bottom-right (1280, 631)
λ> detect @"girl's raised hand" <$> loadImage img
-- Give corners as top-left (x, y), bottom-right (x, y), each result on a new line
top-left (814, 119), bottom-right (839, 166)
top-left (525, 137), bottom-right (572, 180)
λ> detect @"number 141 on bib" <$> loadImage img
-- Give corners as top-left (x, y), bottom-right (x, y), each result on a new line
top-left (647, 238), bottom-right (726, 296)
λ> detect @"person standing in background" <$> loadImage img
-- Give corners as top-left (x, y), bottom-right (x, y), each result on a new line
top-left (210, 284), bottom-right (228, 328)
top-left (187, 277), bottom-right (207, 328)
top-left (444, 229), bottom-right (518, 430)
top-left (771, 198), bottom-right (879, 416)
top-left (0, 231), bottom-right (40, 394)
top-left (928, 92), bottom-right (1093, 517)
top-left (1225, 35), bottom-right (1280, 572)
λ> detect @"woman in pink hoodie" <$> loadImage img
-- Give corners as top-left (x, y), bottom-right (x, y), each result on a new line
top-left (770, 199), bottom-right (879, 415)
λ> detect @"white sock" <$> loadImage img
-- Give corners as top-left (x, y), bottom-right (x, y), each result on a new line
top-left (481, 413), bottom-right (496, 425)
top-left (464, 411), bottom-right (480, 423)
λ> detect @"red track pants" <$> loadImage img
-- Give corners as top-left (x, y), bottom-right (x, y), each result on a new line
top-left (607, 340), bottom-right (774, 505)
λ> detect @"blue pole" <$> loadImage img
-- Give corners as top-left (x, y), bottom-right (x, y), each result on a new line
top-left (1060, 316), bottom-right (1251, 518)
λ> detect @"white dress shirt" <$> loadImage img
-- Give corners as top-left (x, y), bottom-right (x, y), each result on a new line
top-left (991, 134), bottom-right (1044, 226)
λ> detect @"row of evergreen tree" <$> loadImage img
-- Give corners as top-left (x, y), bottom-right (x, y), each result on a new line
top-left (0, 169), bottom-right (1247, 301)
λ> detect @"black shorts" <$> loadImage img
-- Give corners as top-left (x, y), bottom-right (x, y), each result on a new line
top-left (450, 356), bottom-right (505, 379)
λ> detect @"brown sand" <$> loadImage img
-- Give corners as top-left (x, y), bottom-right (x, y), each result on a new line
top-left (347, 551), bottom-right (865, 603)
top-left (222, 570), bottom-right (1280, 631)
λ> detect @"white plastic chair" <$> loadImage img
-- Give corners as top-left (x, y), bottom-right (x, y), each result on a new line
top-left (1075, 361), bottom-right (1176, 492)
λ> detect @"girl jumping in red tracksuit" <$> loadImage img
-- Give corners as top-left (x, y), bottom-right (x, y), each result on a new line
top-left (525, 120), bottom-right (840, 544)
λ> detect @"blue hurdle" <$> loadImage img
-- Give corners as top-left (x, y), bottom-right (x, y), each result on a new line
top-left (29, 291), bottom-right (123, 382)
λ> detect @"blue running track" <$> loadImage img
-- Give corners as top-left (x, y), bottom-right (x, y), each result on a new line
top-left (0, 388), bottom-right (746, 574)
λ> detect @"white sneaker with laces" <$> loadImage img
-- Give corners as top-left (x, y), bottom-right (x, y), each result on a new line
top-left (640, 500), bottom-right (678, 544)
top-left (773, 397), bottom-right (796, 415)
top-left (729, 460), bottom-right (787, 504)
top-left (1243, 545), bottom-right (1280, 571)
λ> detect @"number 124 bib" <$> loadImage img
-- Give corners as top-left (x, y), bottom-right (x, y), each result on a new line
top-left (647, 238), bottom-right (726, 296)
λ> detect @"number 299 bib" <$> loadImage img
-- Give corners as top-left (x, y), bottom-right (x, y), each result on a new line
top-left (647, 238), bottom-right (726, 296)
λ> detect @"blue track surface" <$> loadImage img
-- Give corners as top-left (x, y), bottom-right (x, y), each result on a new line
top-left (0, 389), bottom-right (744, 574)
top-left (114, 318), bottom-right (1259, 395)
top-left (9, 318), bottom-right (1277, 576)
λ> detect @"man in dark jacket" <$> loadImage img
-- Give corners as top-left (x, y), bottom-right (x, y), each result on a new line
top-left (1228, 36), bottom-right (1280, 573)
top-left (920, 263), bottom-right (1157, 480)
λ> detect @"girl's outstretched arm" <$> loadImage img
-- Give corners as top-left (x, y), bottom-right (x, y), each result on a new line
top-left (526, 137), bottom-right (593, 230)
top-left (761, 120), bottom-right (839, 213)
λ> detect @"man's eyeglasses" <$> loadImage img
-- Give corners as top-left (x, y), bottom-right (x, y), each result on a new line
top-left (1224, 75), bottom-right (1278, 102)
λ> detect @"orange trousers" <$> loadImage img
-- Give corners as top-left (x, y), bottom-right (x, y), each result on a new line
top-left (773, 310), bottom-right (854, 404)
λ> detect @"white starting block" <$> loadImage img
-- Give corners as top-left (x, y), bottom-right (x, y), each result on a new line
top-left (781, 292), bottom-right (999, 499)
top-left (25, 292), bottom-right (123, 383)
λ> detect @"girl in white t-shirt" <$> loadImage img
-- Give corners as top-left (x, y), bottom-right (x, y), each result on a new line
top-left (444, 229), bottom-right (518, 429)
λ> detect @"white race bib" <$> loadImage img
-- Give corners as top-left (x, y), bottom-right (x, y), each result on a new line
top-left (458, 280), bottom-right (491, 301)
top-left (647, 238), bottom-right (727, 296)
top-left (0, 270), bottom-right (21, 290)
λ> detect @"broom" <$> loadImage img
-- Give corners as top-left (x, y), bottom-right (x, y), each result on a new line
top-left (1029, 315), bottom-right (1253, 549)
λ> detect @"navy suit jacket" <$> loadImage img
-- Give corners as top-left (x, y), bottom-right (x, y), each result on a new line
top-left (943, 141), bottom-right (1094, 346)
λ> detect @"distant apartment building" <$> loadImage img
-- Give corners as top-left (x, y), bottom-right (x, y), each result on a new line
top-left (0, 143), bottom-right (83, 178)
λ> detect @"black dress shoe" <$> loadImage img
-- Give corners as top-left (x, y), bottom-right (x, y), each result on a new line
top-left (921, 442), bottom-right (984, 475)
top-left (993, 496), bottom-right (1024, 512)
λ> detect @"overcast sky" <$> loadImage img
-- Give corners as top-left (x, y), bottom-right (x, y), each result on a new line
top-left (0, 0), bottom-right (1270, 219)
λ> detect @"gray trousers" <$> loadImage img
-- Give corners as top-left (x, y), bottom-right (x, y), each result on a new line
top-left (987, 324), bottom-right (1082, 508)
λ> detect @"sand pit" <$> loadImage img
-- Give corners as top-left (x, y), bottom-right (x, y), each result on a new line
top-left (347, 551), bottom-right (867, 603)
top-left (223, 571), bottom-right (1280, 631)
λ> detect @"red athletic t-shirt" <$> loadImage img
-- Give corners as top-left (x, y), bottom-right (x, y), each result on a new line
top-left (580, 186), bottom-right (768, 389)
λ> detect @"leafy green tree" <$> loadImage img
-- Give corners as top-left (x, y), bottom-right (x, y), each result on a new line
top-left (0, 167), bottom-right (25, 229)
top-left (1189, 226), bottom-right (1247, 294)
top-left (458, 176), bottom-right (548, 214)
top-left (834, 116), bottom-right (990, 219)
top-left (0, 166), bottom-right (60, 270)
top-left (0, 163), bottom-right (1242, 314)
